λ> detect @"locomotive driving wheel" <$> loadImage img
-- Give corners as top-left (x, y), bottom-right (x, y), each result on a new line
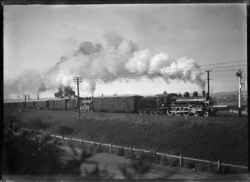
top-left (203, 111), bottom-right (209, 117)
top-left (175, 108), bottom-right (181, 116)
top-left (167, 108), bottom-right (173, 116)
top-left (183, 108), bottom-right (190, 116)
top-left (194, 112), bottom-right (199, 117)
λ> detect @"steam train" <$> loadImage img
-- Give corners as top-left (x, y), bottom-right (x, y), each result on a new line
top-left (4, 90), bottom-right (215, 117)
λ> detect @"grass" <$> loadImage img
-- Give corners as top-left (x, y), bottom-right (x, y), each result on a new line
top-left (4, 109), bottom-right (248, 172)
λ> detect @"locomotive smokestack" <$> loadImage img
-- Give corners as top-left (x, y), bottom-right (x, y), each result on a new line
top-left (202, 90), bottom-right (205, 97)
top-left (37, 92), bottom-right (39, 100)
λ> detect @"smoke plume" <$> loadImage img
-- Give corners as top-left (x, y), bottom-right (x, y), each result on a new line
top-left (54, 85), bottom-right (76, 98)
top-left (37, 83), bottom-right (46, 93)
top-left (4, 30), bottom-right (206, 99)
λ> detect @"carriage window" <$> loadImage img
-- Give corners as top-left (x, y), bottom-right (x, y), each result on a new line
top-left (53, 101), bottom-right (55, 107)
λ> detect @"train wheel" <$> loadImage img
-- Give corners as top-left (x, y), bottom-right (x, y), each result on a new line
top-left (167, 109), bottom-right (173, 116)
top-left (194, 112), bottom-right (199, 117)
top-left (175, 108), bottom-right (181, 116)
top-left (204, 111), bottom-right (209, 117)
top-left (183, 108), bottom-right (190, 116)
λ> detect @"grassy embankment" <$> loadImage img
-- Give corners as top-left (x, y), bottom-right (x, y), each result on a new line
top-left (4, 109), bottom-right (248, 172)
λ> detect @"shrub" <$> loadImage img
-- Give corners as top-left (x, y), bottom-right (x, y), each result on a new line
top-left (195, 162), bottom-right (208, 172)
top-left (3, 126), bottom-right (63, 175)
top-left (2, 125), bottom-right (108, 179)
top-left (94, 144), bottom-right (103, 153)
top-left (183, 160), bottom-right (196, 169)
top-left (137, 152), bottom-right (155, 163)
top-left (124, 149), bottom-right (136, 160)
top-left (117, 147), bottom-right (125, 157)
top-left (207, 162), bottom-right (216, 173)
top-left (102, 145), bottom-right (110, 154)
top-left (160, 156), bottom-right (179, 167)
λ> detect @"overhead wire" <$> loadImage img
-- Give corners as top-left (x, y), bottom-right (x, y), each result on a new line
top-left (75, 60), bottom-right (247, 80)
top-left (199, 60), bottom-right (246, 67)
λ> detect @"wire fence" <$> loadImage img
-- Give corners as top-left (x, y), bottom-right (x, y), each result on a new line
top-left (21, 128), bottom-right (247, 172)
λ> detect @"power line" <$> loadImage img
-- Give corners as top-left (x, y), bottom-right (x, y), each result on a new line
top-left (66, 60), bottom-right (247, 80)
top-left (199, 60), bottom-right (247, 67)
top-left (202, 64), bottom-right (247, 70)
top-left (212, 68), bottom-right (248, 73)
top-left (77, 64), bottom-right (247, 80)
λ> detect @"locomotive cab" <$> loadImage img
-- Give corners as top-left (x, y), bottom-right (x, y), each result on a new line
top-left (155, 93), bottom-right (178, 114)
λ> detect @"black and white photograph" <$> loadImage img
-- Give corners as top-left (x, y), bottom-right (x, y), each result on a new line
top-left (3, 2), bottom-right (248, 180)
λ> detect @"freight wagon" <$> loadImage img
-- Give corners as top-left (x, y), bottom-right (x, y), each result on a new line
top-left (35, 100), bottom-right (49, 110)
top-left (92, 95), bottom-right (143, 113)
top-left (48, 98), bottom-right (78, 111)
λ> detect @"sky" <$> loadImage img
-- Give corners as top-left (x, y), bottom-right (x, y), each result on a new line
top-left (4, 4), bottom-right (247, 100)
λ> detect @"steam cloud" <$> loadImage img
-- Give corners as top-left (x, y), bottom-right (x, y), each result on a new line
top-left (4, 30), bottom-right (206, 99)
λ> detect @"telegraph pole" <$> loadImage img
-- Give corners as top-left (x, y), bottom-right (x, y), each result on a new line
top-left (22, 94), bottom-right (29, 113)
top-left (236, 69), bottom-right (243, 117)
top-left (73, 77), bottom-right (82, 117)
top-left (205, 70), bottom-right (212, 98)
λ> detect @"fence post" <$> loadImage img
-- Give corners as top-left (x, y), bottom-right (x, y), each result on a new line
top-left (180, 154), bottom-right (183, 167)
top-left (62, 136), bottom-right (64, 142)
top-left (93, 141), bottom-right (95, 148)
top-left (110, 143), bottom-right (112, 154)
top-left (218, 160), bottom-right (221, 172)
top-left (154, 150), bottom-right (157, 163)
top-left (80, 139), bottom-right (83, 145)
top-left (130, 146), bottom-right (133, 154)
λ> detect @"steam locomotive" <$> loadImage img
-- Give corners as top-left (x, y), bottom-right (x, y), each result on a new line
top-left (4, 91), bottom-right (215, 117)
top-left (137, 91), bottom-right (214, 117)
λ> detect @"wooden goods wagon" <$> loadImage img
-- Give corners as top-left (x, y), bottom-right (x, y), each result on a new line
top-left (26, 101), bottom-right (36, 109)
top-left (93, 95), bottom-right (142, 112)
top-left (92, 97), bottom-right (102, 111)
top-left (49, 99), bottom-right (66, 110)
top-left (36, 100), bottom-right (49, 109)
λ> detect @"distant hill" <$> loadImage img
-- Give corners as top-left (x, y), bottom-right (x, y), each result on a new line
top-left (213, 91), bottom-right (245, 95)
top-left (212, 90), bottom-right (248, 107)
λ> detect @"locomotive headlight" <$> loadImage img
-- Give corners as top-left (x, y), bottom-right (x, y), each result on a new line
top-left (162, 104), bottom-right (164, 106)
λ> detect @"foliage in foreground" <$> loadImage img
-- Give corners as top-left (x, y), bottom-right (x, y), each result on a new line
top-left (2, 119), bottom-right (153, 179)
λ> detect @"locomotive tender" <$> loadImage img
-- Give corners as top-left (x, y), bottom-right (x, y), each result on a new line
top-left (4, 91), bottom-right (215, 117)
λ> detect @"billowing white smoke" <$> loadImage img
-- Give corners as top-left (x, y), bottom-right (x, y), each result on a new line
top-left (4, 30), bottom-right (205, 98)
top-left (125, 50), bottom-right (205, 89)
top-left (50, 31), bottom-right (205, 94)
